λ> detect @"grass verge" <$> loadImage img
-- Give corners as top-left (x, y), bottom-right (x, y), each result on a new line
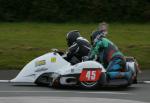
top-left (0, 22), bottom-right (149, 70)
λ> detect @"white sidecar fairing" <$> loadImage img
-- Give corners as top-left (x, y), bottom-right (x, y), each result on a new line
top-left (11, 51), bottom-right (138, 88)
top-left (11, 52), bottom-right (70, 83)
top-left (10, 52), bottom-right (106, 86)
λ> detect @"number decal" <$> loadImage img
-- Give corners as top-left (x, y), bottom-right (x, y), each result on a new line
top-left (86, 71), bottom-right (91, 80)
top-left (79, 69), bottom-right (101, 82)
top-left (85, 71), bottom-right (96, 81)
top-left (91, 71), bottom-right (96, 80)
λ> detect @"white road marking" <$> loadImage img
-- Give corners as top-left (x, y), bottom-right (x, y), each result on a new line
top-left (0, 79), bottom-right (150, 84)
top-left (78, 91), bottom-right (130, 95)
top-left (0, 90), bottom-right (131, 95)
top-left (0, 90), bottom-right (69, 93)
top-left (143, 81), bottom-right (150, 84)
top-left (0, 97), bottom-right (147, 103)
top-left (0, 80), bottom-right (10, 82)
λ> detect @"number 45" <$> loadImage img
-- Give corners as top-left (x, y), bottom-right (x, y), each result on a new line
top-left (86, 70), bottom-right (96, 81)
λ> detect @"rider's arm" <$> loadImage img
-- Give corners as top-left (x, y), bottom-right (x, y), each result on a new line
top-left (89, 40), bottom-right (103, 60)
top-left (66, 43), bottom-right (79, 61)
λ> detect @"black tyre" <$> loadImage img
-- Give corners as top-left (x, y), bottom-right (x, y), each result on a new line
top-left (35, 73), bottom-right (51, 86)
top-left (80, 81), bottom-right (98, 89)
top-left (80, 73), bottom-right (106, 89)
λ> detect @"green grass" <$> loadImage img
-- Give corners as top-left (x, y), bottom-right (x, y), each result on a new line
top-left (0, 22), bottom-right (149, 70)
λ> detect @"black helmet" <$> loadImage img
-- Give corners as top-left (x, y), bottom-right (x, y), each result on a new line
top-left (91, 30), bottom-right (105, 45)
top-left (66, 30), bottom-right (81, 46)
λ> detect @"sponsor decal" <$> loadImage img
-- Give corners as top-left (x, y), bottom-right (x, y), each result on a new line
top-left (79, 68), bottom-right (101, 82)
top-left (51, 57), bottom-right (56, 63)
top-left (25, 74), bottom-right (36, 77)
top-left (35, 67), bottom-right (48, 72)
top-left (35, 60), bottom-right (46, 67)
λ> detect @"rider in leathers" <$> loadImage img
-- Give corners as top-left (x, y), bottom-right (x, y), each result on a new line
top-left (89, 30), bottom-right (132, 80)
top-left (65, 30), bottom-right (91, 64)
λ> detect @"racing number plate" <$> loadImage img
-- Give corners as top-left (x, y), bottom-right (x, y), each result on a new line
top-left (79, 69), bottom-right (101, 82)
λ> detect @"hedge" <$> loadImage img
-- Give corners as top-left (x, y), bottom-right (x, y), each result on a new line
top-left (0, 0), bottom-right (149, 22)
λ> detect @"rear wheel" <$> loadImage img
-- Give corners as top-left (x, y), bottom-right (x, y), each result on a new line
top-left (80, 81), bottom-right (98, 89)
top-left (80, 71), bottom-right (106, 89)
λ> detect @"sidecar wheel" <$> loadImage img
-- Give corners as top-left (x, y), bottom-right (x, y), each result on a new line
top-left (80, 81), bottom-right (98, 89)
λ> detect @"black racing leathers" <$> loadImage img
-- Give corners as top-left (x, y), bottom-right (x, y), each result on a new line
top-left (65, 37), bottom-right (91, 64)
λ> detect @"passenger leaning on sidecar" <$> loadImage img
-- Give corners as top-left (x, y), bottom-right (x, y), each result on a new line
top-left (64, 30), bottom-right (91, 64)
top-left (88, 26), bottom-right (132, 80)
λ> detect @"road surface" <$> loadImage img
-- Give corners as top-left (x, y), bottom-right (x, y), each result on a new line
top-left (0, 70), bottom-right (149, 103)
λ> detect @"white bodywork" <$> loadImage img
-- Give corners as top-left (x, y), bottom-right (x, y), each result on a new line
top-left (11, 52), bottom-right (105, 83)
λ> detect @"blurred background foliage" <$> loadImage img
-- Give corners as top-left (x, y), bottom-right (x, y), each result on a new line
top-left (0, 0), bottom-right (149, 22)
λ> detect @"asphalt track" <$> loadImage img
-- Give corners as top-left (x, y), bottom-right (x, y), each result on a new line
top-left (0, 70), bottom-right (150, 103)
